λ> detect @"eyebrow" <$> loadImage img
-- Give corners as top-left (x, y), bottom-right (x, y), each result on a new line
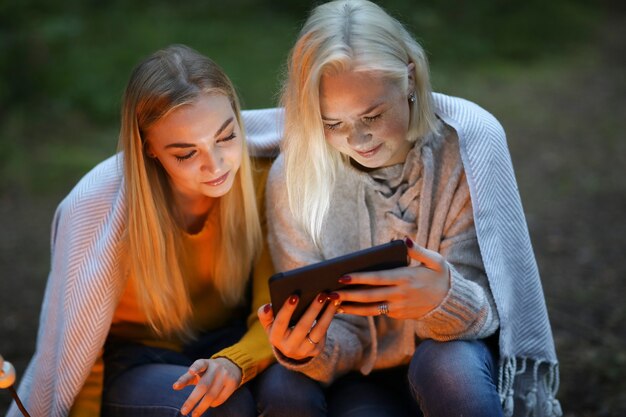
top-left (321, 103), bottom-right (384, 121)
top-left (165, 117), bottom-right (235, 149)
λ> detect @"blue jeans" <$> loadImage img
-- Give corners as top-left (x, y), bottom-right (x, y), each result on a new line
top-left (255, 339), bottom-right (503, 417)
top-left (101, 319), bottom-right (255, 417)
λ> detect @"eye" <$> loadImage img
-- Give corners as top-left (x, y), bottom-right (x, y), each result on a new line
top-left (363, 114), bottom-right (382, 124)
top-left (217, 132), bottom-right (237, 144)
top-left (324, 122), bottom-right (341, 131)
top-left (175, 150), bottom-right (196, 162)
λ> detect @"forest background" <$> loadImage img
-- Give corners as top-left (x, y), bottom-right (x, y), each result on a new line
top-left (1, 0), bottom-right (624, 416)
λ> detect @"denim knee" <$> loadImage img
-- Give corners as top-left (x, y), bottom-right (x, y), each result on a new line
top-left (255, 363), bottom-right (326, 417)
top-left (408, 339), bottom-right (503, 417)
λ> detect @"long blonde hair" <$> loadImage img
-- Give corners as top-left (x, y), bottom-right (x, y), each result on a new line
top-left (281, 0), bottom-right (439, 244)
top-left (118, 44), bottom-right (262, 337)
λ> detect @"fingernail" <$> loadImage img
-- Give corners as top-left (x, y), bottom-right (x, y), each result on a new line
top-left (181, 406), bottom-right (188, 415)
top-left (317, 293), bottom-right (327, 303)
top-left (404, 236), bottom-right (414, 248)
top-left (338, 275), bottom-right (351, 283)
top-left (328, 292), bottom-right (340, 300)
top-left (336, 307), bottom-right (344, 314)
top-left (263, 303), bottom-right (272, 314)
top-left (289, 295), bottom-right (299, 305)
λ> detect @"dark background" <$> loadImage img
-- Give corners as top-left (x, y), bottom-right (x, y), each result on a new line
top-left (1, 0), bottom-right (625, 415)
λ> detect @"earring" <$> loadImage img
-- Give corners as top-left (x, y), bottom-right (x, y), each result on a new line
top-left (409, 92), bottom-right (416, 103)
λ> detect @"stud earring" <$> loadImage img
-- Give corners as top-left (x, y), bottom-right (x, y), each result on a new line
top-left (409, 92), bottom-right (416, 103)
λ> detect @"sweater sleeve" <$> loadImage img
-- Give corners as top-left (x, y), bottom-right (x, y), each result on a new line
top-left (264, 156), bottom-right (371, 384)
top-left (211, 157), bottom-right (276, 384)
top-left (415, 168), bottom-right (499, 341)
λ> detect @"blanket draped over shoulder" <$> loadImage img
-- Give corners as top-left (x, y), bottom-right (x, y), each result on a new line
top-left (8, 96), bottom-right (561, 417)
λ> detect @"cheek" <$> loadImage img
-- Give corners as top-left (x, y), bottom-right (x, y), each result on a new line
top-left (224, 144), bottom-right (243, 171)
top-left (377, 111), bottom-right (410, 140)
top-left (324, 131), bottom-right (345, 151)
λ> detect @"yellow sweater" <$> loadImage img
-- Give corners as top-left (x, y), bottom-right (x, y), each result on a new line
top-left (70, 157), bottom-right (275, 416)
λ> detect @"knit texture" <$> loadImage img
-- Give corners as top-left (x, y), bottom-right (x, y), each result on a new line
top-left (265, 94), bottom-right (561, 417)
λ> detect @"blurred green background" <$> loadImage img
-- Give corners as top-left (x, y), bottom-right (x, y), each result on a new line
top-left (1, 0), bottom-right (625, 416)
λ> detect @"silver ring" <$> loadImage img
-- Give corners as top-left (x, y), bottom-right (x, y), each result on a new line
top-left (306, 334), bottom-right (319, 346)
top-left (377, 303), bottom-right (389, 316)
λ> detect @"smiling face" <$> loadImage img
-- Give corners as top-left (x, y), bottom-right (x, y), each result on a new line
top-left (144, 93), bottom-right (242, 210)
top-left (319, 69), bottom-right (414, 169)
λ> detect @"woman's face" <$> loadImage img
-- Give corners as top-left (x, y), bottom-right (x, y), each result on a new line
top-left (145, 93), bottom-right (242, 205)
top-left (319, 69), bottom-right (413, 169)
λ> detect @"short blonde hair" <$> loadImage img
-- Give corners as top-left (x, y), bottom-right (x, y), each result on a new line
top-left (119, 44), bottom-right (261, 337)
top-left (281, 0), bottom-right (439, 243)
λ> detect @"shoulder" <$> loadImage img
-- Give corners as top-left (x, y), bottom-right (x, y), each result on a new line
top-left (242, 107), bottom-right (284, 158)
top-left (267, 153), bottom-right (286, 188)
top-left (432, 93), bottom-right (506, 141)
top-left (57, 153), bottom-right (124, 221)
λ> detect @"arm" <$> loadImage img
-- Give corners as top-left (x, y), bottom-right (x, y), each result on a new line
top-left (261, 156), bottom-right (371, 384)
top-left (8, 156), bottom-right (127, 417)
top-left (415, 173), bottom-right (499, 341)
top-left (208, 157), bottom-right (276, 383)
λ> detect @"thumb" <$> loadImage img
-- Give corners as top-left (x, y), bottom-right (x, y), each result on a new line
top-left (257, 303), bottom-right (274, 334)
top-left (405, 237), bottom-right (445, 272)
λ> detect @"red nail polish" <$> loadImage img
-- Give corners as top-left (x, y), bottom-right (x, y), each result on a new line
top-left (328, 292), bottom-right (340, 300)
top-left (317, 293), bottom-right (328, 303)
top-left (263, 303), bottom-right (272, 314)
top-left (339, 275), bottom-right (351, 284)
top-left (404, 237), bottom-right (414, 248)
top-left (289, 295), bottom-right (299, 305)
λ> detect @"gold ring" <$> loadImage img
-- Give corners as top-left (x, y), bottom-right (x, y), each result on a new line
top-left (306, 334), bottom-right (319, 345)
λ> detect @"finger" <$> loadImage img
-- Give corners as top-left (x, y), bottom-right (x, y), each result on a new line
top-left (257, 303), bottom-right (274, 334)
top-left (268, 295), bottom-right (298, 346)
top-left (338, 302), bottom-right (386, 317)
top-left (334, 285), bottom-right (397, 304)
top-left (210, 378), bottom-right (238, 407)
top-left (191, 370), bottom-right (228, 417)
top-left (308, 296), bottom-right (340, 342)
top-left (173, 359), bottom-right (208, 389)
top-left (338, 270), bottom-right (396, 287)
top-left (180, 362), bottom-right (221, 416)
top-left (405, 237), bottom-right (444, 271)
top-left (288, 293), bottom-right (329, 342)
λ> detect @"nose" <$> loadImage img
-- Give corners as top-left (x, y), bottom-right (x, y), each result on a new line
top-left (200, 149), bottom-right (222, 174)
top-left (346, 121), bottom-right (372, 148)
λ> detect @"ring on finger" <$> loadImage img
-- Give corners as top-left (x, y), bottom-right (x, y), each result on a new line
top-left (306, 333), bottom-right (319, 346)
top-left (377, 303), bottom-right (389, 316)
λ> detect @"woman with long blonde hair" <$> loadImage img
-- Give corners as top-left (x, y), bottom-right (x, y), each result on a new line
top-left (256, 1), bottom-right (560, 417)
top-left (8, 44), bottom-right (276, 417)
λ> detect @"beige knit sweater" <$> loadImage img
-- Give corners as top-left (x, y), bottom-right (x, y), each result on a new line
top-left (266, 121), bottom-right (499, 382)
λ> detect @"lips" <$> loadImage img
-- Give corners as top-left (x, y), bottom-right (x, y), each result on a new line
top-left (355, 143), bottom-right (382, 158)
top-left (203, 171), bottom-right (229, 186)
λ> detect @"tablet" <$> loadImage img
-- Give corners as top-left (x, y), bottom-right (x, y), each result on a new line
top-left (268, 239), bottom-right (409, 325)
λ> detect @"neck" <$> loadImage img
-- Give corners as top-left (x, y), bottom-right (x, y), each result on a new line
top-left (173, 193), bottom-right (218, 234)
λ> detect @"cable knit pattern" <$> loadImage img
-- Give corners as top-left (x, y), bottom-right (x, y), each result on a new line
top-left (265, 93), bottom-right (561, 417)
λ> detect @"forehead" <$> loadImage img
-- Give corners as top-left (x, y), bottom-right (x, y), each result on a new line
top-left (319, 70), bottom-right (401, 112)
top-left (146, 93), bottom-right (235, 142)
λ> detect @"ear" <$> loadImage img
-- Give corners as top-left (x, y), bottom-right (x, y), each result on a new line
top-left (145, 143), bottom-right (157, 159)
top-left (406, 62), bottom-right (416, 93)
